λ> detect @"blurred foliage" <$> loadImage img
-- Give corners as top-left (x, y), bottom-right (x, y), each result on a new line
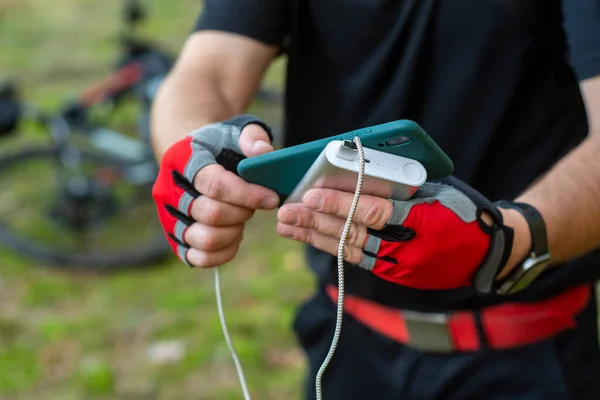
top-left (0, 0), bottom-right (310, 399)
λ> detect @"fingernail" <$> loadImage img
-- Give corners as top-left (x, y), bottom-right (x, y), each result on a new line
top-left (282, 209), bottom-right (299, 225)
top-left (305, 193), bottom-right (323, 210)
top-left (262, 195), bottom-right (279, 209)
top-left (252, 140), bottom-right (273, 153)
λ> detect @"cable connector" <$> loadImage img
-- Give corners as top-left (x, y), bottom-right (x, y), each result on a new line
top-left (342, 140), bottom-right (357, 150)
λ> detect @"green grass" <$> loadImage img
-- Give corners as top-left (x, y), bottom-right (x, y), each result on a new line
top-left (0, 1), bottom-right (312, 399)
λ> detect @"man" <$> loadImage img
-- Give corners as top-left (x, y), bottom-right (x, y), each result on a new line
top-left (151, 0), bottom-right (600, 398)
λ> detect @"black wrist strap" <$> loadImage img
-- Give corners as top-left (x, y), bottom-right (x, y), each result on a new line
top-left (494, 200), bottom-right (548, 258)
top-left (493, 200), bottom-right (551, 295)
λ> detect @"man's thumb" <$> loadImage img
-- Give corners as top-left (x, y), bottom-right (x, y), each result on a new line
top-left (238, 124), bottom-right (274, 157)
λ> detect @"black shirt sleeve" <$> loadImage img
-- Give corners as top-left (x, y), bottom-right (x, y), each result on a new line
top-left (562, 0), bottom-right (600, 81)
top-left (193, 0), bottom-right (290, 47)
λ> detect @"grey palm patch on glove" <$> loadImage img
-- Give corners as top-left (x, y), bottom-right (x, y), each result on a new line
top-left (184, 122), bottom-right (245, 183)
top-left (387, 182), bottom-right (480, 226)
top-left (174, 115), bottom-right (272, 218)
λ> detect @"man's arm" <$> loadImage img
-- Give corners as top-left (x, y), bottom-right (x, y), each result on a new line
top-left (503, 76), bottom-right (600, 269)
top-left (150, 31), bottom-right (279, 160)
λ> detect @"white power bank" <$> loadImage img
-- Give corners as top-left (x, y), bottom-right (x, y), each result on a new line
top-left (285, 140), bottom-right (427, 204)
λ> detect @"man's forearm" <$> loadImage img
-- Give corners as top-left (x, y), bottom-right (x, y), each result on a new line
top-left (150, 71), bottom-right (240, 161)
top-left (516, 132), bottom-right (600, 264)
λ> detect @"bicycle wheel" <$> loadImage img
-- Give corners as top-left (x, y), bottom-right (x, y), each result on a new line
top-left (0, 145), bottom-right (171, 270)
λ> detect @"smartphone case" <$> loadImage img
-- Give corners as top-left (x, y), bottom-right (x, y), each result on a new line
top-left (237, 119), bottom-right (452, 202)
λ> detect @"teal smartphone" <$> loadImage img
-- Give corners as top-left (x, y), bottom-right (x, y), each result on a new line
top-left (237, 119), bottom-right (453, 202)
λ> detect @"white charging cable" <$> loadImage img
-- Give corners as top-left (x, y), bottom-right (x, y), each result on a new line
top-left (215, 267), bottom-right (252, 400)
top-left (315, 136), bottom-right (365, 400)
top-left (215, 136), bottom-right (366, 400)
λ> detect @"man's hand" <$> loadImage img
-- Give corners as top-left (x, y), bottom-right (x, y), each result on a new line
top-left (277, 178), bottom-right (519, 291)
top-left (152, 116), bottom-right (279, 267)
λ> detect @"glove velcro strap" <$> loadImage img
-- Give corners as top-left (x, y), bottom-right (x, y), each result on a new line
top-left (215, 148), bottom-right (246, 174)
top-left (472, 223), bottom-right (514, 294)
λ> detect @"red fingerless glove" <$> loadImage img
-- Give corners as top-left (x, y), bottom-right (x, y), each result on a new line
top-left (359, 177), bottom-right (514, 293)
top-left (151, 115), bottom-right (272, 264)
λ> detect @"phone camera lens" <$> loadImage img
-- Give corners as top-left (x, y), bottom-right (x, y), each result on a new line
top-left (385, 136), bottom-right (411, 146)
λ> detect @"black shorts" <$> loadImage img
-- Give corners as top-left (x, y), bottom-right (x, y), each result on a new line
top-left (292, 284), bottom-right (600, 400)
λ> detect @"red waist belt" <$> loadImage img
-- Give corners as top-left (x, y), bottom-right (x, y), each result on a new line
top-left (326, 284), bottom-right (591, 352)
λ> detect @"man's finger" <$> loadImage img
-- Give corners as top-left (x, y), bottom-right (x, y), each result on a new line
top-left (194, 163), bottom-right (279, 209)
top-left (190, 196), bottom-right (254, 226)
top-left (238, 124), bottom-right (274, 157)
top-left (186, 236), bottom-right (243, 268)
top-left (276, 222), bottom-right (364, 265)
top-left (277, 203), bottom-right (368, 247)
top-left (183, 222), bottom-right (244, 252)
top-left (303, 188), bottom-right (393, 230)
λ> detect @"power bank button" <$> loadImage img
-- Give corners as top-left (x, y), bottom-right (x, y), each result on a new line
top-left (403, 163), bottom-right (422, 182)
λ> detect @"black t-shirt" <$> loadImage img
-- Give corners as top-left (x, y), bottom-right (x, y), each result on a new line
top-left (195, 0), bottom-right (600, 311)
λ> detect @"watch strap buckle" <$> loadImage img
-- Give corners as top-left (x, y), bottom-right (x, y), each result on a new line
top-left (497, 252), bottom-right (551, 295)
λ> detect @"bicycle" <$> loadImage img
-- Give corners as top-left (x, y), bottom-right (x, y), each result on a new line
top-left (0, 0), bottom-right (283, 270)
top-left (0, 1), bottom-right (176, 270)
